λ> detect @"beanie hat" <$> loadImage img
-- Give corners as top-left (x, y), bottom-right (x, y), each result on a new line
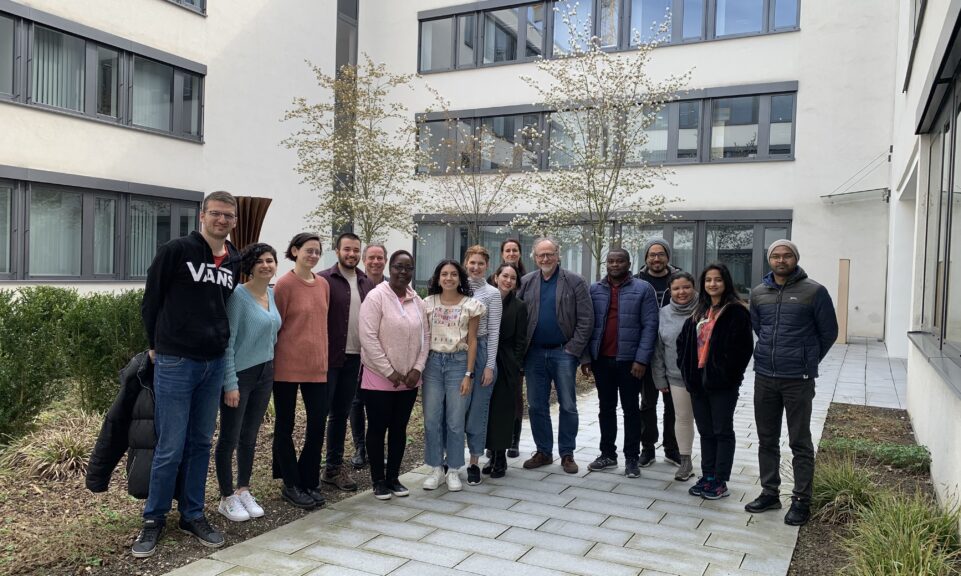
top-left (643, 238), bottom-right (672, 261)
top-left (767, 239), bottom-right (799, 261)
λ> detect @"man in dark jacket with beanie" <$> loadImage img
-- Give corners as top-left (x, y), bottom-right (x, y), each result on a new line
top-left (745, 239), bottom-right (838, 526)
top-left (634, 238), bottom-right (681, 467)
top-left (133, 191), bottom-right (240, 558)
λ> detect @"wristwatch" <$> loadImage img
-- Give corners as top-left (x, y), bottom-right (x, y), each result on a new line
top-left (465, 371), bottom-right (474, 378)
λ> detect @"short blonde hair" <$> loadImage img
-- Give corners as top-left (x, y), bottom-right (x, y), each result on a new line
top-left (463, 245), bottom-right (490, 264)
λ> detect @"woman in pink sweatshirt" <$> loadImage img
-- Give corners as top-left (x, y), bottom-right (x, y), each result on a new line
top-left (358, 250), bottom-right (429, 500)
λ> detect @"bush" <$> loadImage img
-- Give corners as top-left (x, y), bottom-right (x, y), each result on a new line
top-left (811, 454), bottom-right (874, 524)
top-left (845, 490), bottom-right (961, 576)
top-left (0, 287), bottom-right (78, 440)
top-left (821, 437), bottom-right (932, 472)
top-left (62, 290), bottom-right (147, 412)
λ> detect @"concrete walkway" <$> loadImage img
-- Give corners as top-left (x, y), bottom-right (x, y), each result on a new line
top-left (167, 339), bottom-right (900, 576)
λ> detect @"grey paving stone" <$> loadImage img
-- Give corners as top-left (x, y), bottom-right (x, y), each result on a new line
top-left (387, 495), bottom-right (470, 514)
top-left (389, 560), bottom-right (477, 575)
top-left (562, 485), bottom-right (656, 509)
top-left (540, 472), bottom-right (619, 491)
top-left (163, 559), bottom-right (235, 576)
top-left (337, 514), bottom-right (436, 540)
top-left (455, 553), bottom-right (569, 576)
top-left (497, 526), bottom-right (596, 555)
top-left (536, 518), bottom-right (633, 546)
top-left (658, 512), bottom-right (703, 529)
top-left (702, 564), bottom-right (772, 576)
top-left (332, 500), bottom-right (421, 521)
top-left (422, 528), bottom-right (531, 560)
top-left (625, 533), bottom-right (744, 568)
top-left (611, 482), bottom-right (693, 506)
top-left (457, 503), bottom-right (550, 529)
top-left (486, 476), bottom-right (571, 494)
top-left (704, 533), bottom-right (796, 557)
top-left (441, 490), bottom-right (519, 510)
top-left (210, 544), bottom-right (321, 576)
top-left (297, 542), bottom-right (407, 575)
top-left (410, 511), bottom-right (510, 538)
top-left (740, 553), bottom-right (792, 574)
top-left (520, 547), bottom-right (640, 576)
top-left (304, 565), bottom-right (377, 576)
top-left (363, 534), bottom-right (471, 568)
top-left (602, 516), bottom-right (709, 545)
top-left (218, 568), bottom-right (280, 576)
top-left (490, 486), bottom-right (575, 507)
top-left (587, 543), bottom-right (709, 576)
top-left (566, 496), bottom-right (664, 523)
top-left (509, 500), bottom-right (608, 526)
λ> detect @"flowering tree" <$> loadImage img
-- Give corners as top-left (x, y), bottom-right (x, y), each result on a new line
top-left (418, 91), bottom-right (540, 246)
top-left (283, 55), bottom-right (423, 244)
top-left (514, 3), bottom-right (690, 277)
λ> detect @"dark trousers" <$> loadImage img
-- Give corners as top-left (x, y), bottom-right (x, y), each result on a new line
top-left (641, 371), bottom-right (677, 455)
top-left (349, 386), bottom-right (366, 450)
top-left (690, 386), bottom-right (739, 482)
top-left (754, 374), bottom-right (816, 500)
top-left (593, 357), bottom-right (642, 460)
top-left (325, 354), bottom-right (362, 470)
top-left (272, 381), bottom-right (330, 490)
top-left (215, 361), bottom-right (274, 497)
top-left (363, 387), bottom-right (418, 483)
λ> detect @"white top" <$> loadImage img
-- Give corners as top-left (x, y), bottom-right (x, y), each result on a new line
top-left (468, 277), bottom-right (502, 371)
top-left (424, 295), bottom-right (486, 353)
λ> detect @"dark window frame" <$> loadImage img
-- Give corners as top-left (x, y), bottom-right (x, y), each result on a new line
top-left (163, 0), bottom-right (206, 16)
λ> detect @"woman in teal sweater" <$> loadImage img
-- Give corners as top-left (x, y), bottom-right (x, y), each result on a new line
top-left (215, 243), bottom-right (282, 522)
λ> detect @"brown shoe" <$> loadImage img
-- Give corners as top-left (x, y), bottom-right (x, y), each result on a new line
top-left (321, 466), bottom-right (358, 492)
top-left (561, 455), bottom-right (578, 474)
top-left (523, 451), bottom-right (553, 469)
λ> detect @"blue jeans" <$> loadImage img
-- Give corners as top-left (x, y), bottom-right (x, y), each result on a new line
top-left (422, 350), bottom-right (469, 469)
top-left (465, 336), bottom-right (497, 456)
top-left (144, 353), bottom-right (225, 522)
top-left (525, 346), bottom-right (579, 457)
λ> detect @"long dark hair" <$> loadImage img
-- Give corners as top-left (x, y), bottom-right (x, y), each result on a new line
top-left (427, 259), bottom-right (473, 296)
top-left (500, 238), bottom-right (527, 276)
top-left (695, 262), bottom-right (742, 318)
top-left (240, 243), bottom-right (278, 276)
top-left (488, 262), bottom-right (520, 290)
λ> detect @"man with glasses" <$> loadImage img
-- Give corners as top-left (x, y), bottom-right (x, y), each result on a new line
top-left (745, 239), bottom-right (837, 526)
top-left (517, 237), bottom-right (594, 474)
top-left (635, 239), bottom-right (682, 468)
top-left (134, 191), bottom-right (240, 557)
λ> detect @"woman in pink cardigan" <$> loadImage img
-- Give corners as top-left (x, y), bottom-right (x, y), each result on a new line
top-left (359, 250), bottom-right (429, 500)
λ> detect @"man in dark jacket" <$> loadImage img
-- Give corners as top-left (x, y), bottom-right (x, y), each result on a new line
top-left (745, 239), bottom-right (838, 526)
top-left (517, 237), bottom-right (594, 474)
top-left (319, 232), bottom-right (374, 492)
top-left (634, 238), bottom-right (681, 467)
top-left (134, 191), bottom-right (240, 558)
top-left (583, 249), bottom-right (658, 478)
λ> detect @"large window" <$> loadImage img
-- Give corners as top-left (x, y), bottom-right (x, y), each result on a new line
top-left (0, 176), bottom-right (199, 280)
top-left (711, 96), bottom-right (759, 159)
top-left (0, 10), bottom-right (205, 139)
top-left (417, 0), bottom-right (799, 72)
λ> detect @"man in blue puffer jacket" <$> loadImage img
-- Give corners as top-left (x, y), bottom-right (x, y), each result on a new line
top-left (582, 248), bottom-right (659, 478)
top-left (745, 239), bottom-right (838, 527)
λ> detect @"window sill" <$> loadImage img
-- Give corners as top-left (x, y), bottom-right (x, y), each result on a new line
top-left (163, 0), bottom-right (206, 16)
top-left (907, 331), bottom-right (961, 399)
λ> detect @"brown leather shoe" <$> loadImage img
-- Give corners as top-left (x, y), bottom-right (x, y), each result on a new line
top-left (523, 451), bottom-right (553, 469)
top-left (561, 454), bottom-right (578, 474)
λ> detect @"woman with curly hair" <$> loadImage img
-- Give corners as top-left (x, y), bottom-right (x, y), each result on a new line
top-left (421, 259), bottom-right (485, 492)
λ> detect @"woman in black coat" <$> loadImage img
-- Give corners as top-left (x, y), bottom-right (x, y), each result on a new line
top-left (483, 263), bottom-right (528, 477)
top-left (676, 262), bottom-right (753, 501)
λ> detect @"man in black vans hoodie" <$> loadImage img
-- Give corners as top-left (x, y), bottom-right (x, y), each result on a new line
top-left (133, 191), bottom-right (240, 558)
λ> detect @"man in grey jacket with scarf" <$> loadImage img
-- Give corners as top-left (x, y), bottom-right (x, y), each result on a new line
top-left (517, 237), bottom-right (594, 474)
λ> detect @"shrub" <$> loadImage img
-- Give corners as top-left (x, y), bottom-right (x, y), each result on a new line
top-left (821, 437), bottom-right (932, 472)
top-left (845, 490), bottom-right (961, 576)
top-left (62, 290), bottom-right (147, 412)
top-left (0, 409), bottom-right (100, 480)
top-left (0, 287), bottom-right (78, 440)
top-left (811, 454), bottom-right (873, 524)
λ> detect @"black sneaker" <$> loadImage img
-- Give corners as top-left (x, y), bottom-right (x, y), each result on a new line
top-left (351, 447), bottom-right (368, 469)
top-left (178, 515), bottom-right (225, 548)
top-left (481, 460), bottom-right (493, 475)
top-left (624, 457), bottom-right (640, 478)
top-left (700, 479), bottom-right (729, 500)
top-left (688, 476), bottom-right (712, 497)
top-left (467, 465), bottom-right (482, 486)
top-left (664, 450), bottom-right (682, 467)
top-left (131, 519), bottom-right (164, 558)
top-left (638, 452), bottom-right (656, 468)
top-left (588, 455), bottom-right (618, 471)
top-left (281, 485), bottom-right (316, 510)
top-left (373, 481), bottom-right (392, 500)
top-left (745, 493), bottom-right (783, 513)
top-left (784, 497), bottom-right (811, 526)
top-left (387, 479), bottom-right (409, 497)
top-left (305, 487), bottom-right (327, 508)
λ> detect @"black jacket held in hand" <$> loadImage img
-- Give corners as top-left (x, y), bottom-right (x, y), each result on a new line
top-left (86, 351), bottom-right (156, 499)
top-left (676, 303), bottom-right (754, 392)
top-left (141, 230), bottom-right (240, 360)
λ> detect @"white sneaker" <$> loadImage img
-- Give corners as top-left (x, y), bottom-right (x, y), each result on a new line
top-left (446, 470), bottom-right (463, 492)
top-left (237, 490), bottom-right (264, 518)
top-left (423, 466), bottom-right (445, 490)
top-left (218, 495), bottom-right (250, 522)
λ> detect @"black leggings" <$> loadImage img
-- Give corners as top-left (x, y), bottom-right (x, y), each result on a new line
top-left (362, 387), bottom-right (418, 483)
top-left (272, 381), bottom-right (330, 490)
top-left (215, 361), bottom-right (274, 497)
top-left (691, 386), bottom-right (739, 482)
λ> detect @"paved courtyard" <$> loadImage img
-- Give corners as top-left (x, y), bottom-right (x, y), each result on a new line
top-left (167, 338), bottom-right (903, 576)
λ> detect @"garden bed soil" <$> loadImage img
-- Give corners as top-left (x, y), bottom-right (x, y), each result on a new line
top-left (787, 403), bottom-right (936, 576)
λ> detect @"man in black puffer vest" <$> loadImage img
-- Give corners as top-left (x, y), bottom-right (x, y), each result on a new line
top-left (745, 240), bottom-right (838, 526)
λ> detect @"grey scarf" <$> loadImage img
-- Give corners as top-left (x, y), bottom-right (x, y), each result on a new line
top-left (669, 293), bottom-right (699, 317)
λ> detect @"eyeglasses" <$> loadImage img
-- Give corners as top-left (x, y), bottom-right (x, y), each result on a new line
top-left (647, 253), bottom-right (668, 260)
top-left (205, 210), bottom-right (237, 222)
top-left (301, 249), bottom-right (322, 256)
top-left (534, 252), bottom-right (558, 260)
top-left (390, 264), bottom-right (414, 272)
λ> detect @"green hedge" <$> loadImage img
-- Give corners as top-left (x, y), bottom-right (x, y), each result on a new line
top-left (0, 287), bottom-right (147, 440)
